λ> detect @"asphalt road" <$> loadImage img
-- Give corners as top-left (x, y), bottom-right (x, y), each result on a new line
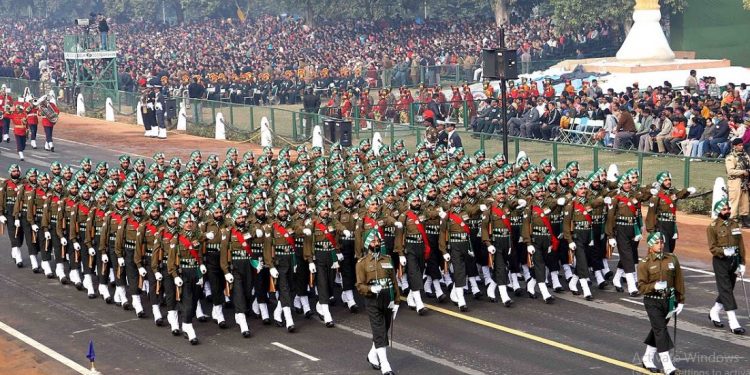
top-left (0, 137), bottom-right (749, 375)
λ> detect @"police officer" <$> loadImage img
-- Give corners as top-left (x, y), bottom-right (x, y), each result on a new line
top-left (637, 232), bottom-right (685, 375)
top-left (707, 199), bottom-right (746, 334)
top-left (356, 229), bottom-right (400, 375)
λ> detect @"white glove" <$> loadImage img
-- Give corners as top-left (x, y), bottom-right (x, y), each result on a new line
top-left (672, 233), bottom-right (678, 240)
top-left (543, 208), bottom-right (551, 215)
top-left (394, 221), bottom-right (403, 228)
top-left (652, 181), bottom-right (660, 189)
top-left (371, 284), bottom-right (382, 294)
top-left (31, 224), bottom-right (39, 232)
top-left (255, 260), bottom-right (264, 270)
top-left (197, 277), bottom-right (204, 286)
top-left (737, 264), bottom-right (745, 276)
top-left (0, 215), bottom-right (6, 224)
top-left (199, 264), bottom-right (207, 274)
top-left (608, 238), bottom-right (617, 248)
top-left (557, 197), bottom-right (566, 206)
top-left (487, 245), bottom-right (496, 254)
top-left (633, 234), bottom-right (642, 242)
top-left (60, 237), bottom-right (68, 246)
top-left (654, 280), bottom-right (667, 290)
top-left (309, 262), bottom-right (316, 273)
top-left (517, 199), bottom-right (527, 209)
top-left (438, 208), bottom-right (447, 219)
top-left (205, 231), bottom-right (215, 240)
top-left (225, 273), bottom-right (234, 283)
top-left (687, 187), bottom-right (696, 195)
top-left (337, 253), bottom-right (344, 261)
top-left (650, 188), bottom-right (658, 196)
top-left (174, 276), bottom-right (184, 287)
top-left (14, 219), bottom-right (20, 227)
top-left (569, 242), bottom-right (576, 251)
top-left (443, 253), bottom-right (451, 262)
top-left (480, 204), bottom-right (488, 212)
top-left (603, 197), bottom-right (612, 205)
top-left (388, 300), bottom-right (395, 309)
top-left (331, 261), bottom-right (340, 269)
top-left (399, 256), bottom-right (407, 267)
top-left (270, 267), bottom-right (279, 278)
top-left (117, 257), bottom-right (125, 267)
top-left (391, 304), bottom-right (399, 318)
top-left (73, 242), bottom-right (81, 251)
top-left (88, 247), bottom-right (95, 256)
top-left (675, 303), bottom-right (684, 316)
top-left (255, 229), bottom-right (263, 238)
top-left (723, 247), bottom-right (737, 256)
top-left (44, 231), bottom-right (51, 240)
top-left (102, 254), bottom-right (109, 263)
top-left (303, 228), bottom-right (312, 236)
top-left (155, 272), bottom-right (163, 281)
top-left (138, 267), bottom-right (147, 277)
top-left (527, 245), bottom-right (536, 255)
top-left (343, 229), bottom-right (351, 237)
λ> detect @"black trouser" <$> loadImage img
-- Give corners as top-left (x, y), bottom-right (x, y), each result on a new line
top-left (549, 223), bottom-right (565, 273)
top-left (591, 222), bottom-right (606, 272)
top-left (5, 203), bottom-right (23, 248)
top-left (656, 220), bottom-right (677, 253)
top-left (231, 257), bottom-right (254, 313)
top-left (449, 239), bottom-right (470, 288)
top-left (572, 229), bottom-right (591, 278)
top-left (125, 247), bottom-right (140, 295)
top-left (179, 267), bottom-right (202, 324)
top-left (29, 124), bottom-right (37, 140)
top-left (340, 239), bottom-right (356, 291)
top-left (204, 251), bottom-right (224, 306)
top-left (142, 255), bottom-right (158, 304)
top-left (643, 296), bottom-right (673, 352)
top-left (293, 241), bottom-right (310, 298)
top-left (531, 234), bottom-right (552, 283)
top-left (254, 261), bottom-right (270, 304)
top-left (158, 264), bottom-right (177, 311)
top-left (491, 235), bottom-right (512, 285)
top-left (509, 224), bottom-right (523, 273)
top-left (405, 242), bottom-right (425, 291)
top-left (470, 226), bottom-right (488, 267)
top-left (37, 216), bottom-right (53, 262)
top-left (100, 237), bottom-right (117, 285)
top-left (79, 234), bottom-right (96, 275)
top-left (47, 222), bottom-right (61, 263)
top-left (713, 255), bottom-right (740, 311)
top-left (426, 233), bottom-right (442, 280)
top-left (315, 249), bottom-right (337, 303)
top-left (15, 135), bottom-right (26, 152)
top-left (366, 291), bottom-right (394, 348)
top-left (21, 215), bottom-right (38, 257)
top-left (273, 253), bottom-right (294, 307)
top-left (112, 240), bottom-right (127, 287)
top-left (615, 225), bottom-right (638, 273)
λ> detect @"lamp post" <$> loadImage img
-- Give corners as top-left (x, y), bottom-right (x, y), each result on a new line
top-left (499, 27), bottom-right (509, 161)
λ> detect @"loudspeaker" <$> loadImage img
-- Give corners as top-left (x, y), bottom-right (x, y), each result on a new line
top-left (166, 98), bottom-right (177, 119)
top-left (482, 49), bottom-right (518, 80)
top-left (323, 120), bottom-right (338, 143)
top-left (338, 120), bottom-right (352, 147)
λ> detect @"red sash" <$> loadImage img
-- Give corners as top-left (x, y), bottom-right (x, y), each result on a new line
top-left (127, 218), bottom-right (140, 231)
top-left (272, 223), bottom-right (296, 248)
top-left (405, 210), bottom-right (431, 259)
top-left (178, 234), bottom-right (201, 263)
top-left (490, 206), bottom-right (512, 233)
top-left (363, 215), bottom-right (384, 238)
top-left (162, 230), bottom-right (174, 241)
top-left (65, 198), bottom-right (76, 208)
top-left (657, 192), bottom-right (677, 215)
top-left (447, 213), bottom-right (471, 235)
top-left (572, 202), bottom-right (592, 223)
top-left (145, 222), bottom-right (159, 236)
top-left (35, 188), bottom-right (46, 198)
top-left (51, 196), bottom-right (60, 204)
top-left (24, 184), bottom-right (33, 192)
top-left (77, 203), bottom-right (91, 217)
top-left (314, 221), bottom-right (338, 248)
top-left (615, 196), bottom-right (638, 215)
top-left (231, 228), bottom-right (252, 255)
top-left (531, 206), bottom-right (559, 251)
top-left (95, 208), bottom-right (106, 218)
top-left (110, 212), bottom-right (123, 225)
top-left (6, 180), bottom-right (17, 190)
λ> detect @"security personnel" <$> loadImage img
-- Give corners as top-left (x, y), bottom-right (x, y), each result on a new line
top-left (356, 229), bottom-right (400, 375)
top-left (706, 199), bottom-right (746, 334)
top-left (168, 212), bottom-right (205, 345)
top-left (394, 191), bottom-right (429, 314)
top-left (115, 199), bottom-right (147, 316)
top-left (439, 188), bottom-right (470, 311)
top-left (199, 203), bottom-right (229, 328)
top-left (637, 232), bottom-right (685, 375)
top-left (70, 184), bottom-right (97, 297)
top-left (645, 172), bottom-right (695, 253)
top-left (305, 200), bottom-right (338, 327)
top-left (220, 208), bottom-right (253, 337)
top-left (135, 202), bottom-right (165, 326)
top-left (264, 201), bottom-right (298, 332)
top-left (521, 182), bottom-right (556, 303)
top-left (0, 164), bottom-right (25, 267)
top-left (99, 193), bottom-right (128, 305)
top-left (725, 138), bottom-right (750, 227)
top-left (481, 183), bottom-right (517, 306)
top-left (153, 208), bottom-right (181, 335)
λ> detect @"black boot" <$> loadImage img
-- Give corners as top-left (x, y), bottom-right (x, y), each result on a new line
top-left (742, 216), bottom-right (750, 229)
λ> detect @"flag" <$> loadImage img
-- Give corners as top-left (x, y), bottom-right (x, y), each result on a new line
top-left (86, 340), bottom-right (95, 363)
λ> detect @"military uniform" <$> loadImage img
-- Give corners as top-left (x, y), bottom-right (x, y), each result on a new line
top-left (725, 148), bottom-right (750, 221)
top-left (264, 206), bottom-right (299, 332)
top-left (13, 173), bottom-right (39, 271)
top-left (167, 218), bottom-right (205, 344)
top-left (0, 171), bottom-right (25, 265)
top-left (152, 218), bottom-right (180, 334)
top-left (304, 204), bottom-right (339, 326)
top-left (439, 189), bottom-right (471, 311)
top-left (219, 210), bottom-right (255, 337)
top-left (199, 211), bottom-right (228, 327)
top-left (481, 192), bottom-right (517, 305)
top-left (115, 207), bottom-right (147, 314)
top-left (99, 202), bottom-right (127, 304)
top-left (520, 186), bottom-right (557, 303)
top-left (135, 211), bottom-right (164, 324)
top-left (69, 192), bottom-right (96, 296)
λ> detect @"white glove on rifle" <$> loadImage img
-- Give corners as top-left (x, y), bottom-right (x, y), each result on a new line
top-left (527, 245), bottom-right (536, 255)
top-left (675, 303), bottom-right (684, 316)
top-left (205, 231), bottom-right (215, 240)
top-left (337, 253), bottom-right (344, 261)
top-left (255, 229), bottom-right (264, 238)
top-left (60, 237), bottom-right (68, 246)
top-left (480, 204), bottom-right (488, 212)
top-left (399, 256), bottom-right (407, 267)
top-left (88, 248), bottom-right (96, 256)
top-left (0, 215), bottom-right (6, 224)
top-left (138, 267), bottom-right (147, 277)
top-left (303, 228), bottom-right (312, 236)
top-left (603, 197), bottom-right (612, 205)
top-left (737, 264), bottom-right (745, 277)
top-left (31, 224), bottom-right (39, 232)
top-left (73, 242), bottom-right (81, 251)
top-left (174, 276), bottom-right (183, 287)
top-left (225, 273), bottom-right (234, 283)
top-left (394, 221), bottom-right (403, 228)
top-left (101, 254), bottom-right (109, 263)
top-left (309, 262), bottom-right (316, 273)
top-left (117, 257), bottom-right (125, 267)
top-left (438, 208), bottom-right (447, 219)
top-left (199, 265), bottom-right (207, 274)
top-left (343, 229), bottom-right (351, 238)
top-left (608, 238), bottom-right (617, 248)
top-left (633, 234), bottom-right (642, 242)
top-left (371, 284), bottom-right (382, 294)
top-left (331, 261), bottom-right (340, 269)
top-left (14, 219), bottom-right (20, 227)
top-left (650, 188), bottom-right (658, 196)
top-left (44, 231), bottom-right (51, 240)
top-left (557, 197), bottom-right (566, 206)
top-left (569, 242), bottom-right (576, 251)
top-left (155, 272), bottom-right (163, 281)
top-left (487, 245), bottom-right (496, 254)
top-left (443, 253), bottom-right (451, 262)
top-left (687, 187), bottom-right (696, 195)
top-left (517, 199), bottom-right (527, 209)
top-left (270, 267), bottom-right (279, 278)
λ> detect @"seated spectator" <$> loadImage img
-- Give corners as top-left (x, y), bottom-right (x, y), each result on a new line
top-left (706, 112), bottom-right (730, 158)
top-left (633, 107), bottom-right (654, 148)
top-left (681, 116), bottom-right (705, 157)
top-left (540, 101), bottom-right (561, 140)
top-left (665, 117), bottom-right (686, 154)
top-left (654, 108), bottom-right (674, 153)
top-left (612, 102), bottom-right (636, 149)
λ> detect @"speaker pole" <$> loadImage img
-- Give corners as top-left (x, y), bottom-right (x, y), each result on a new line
top-left (499, 27), bottom-right (509, 161)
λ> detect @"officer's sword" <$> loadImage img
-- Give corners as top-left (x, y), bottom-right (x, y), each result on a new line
top-left (672, 313), bottom-right (677, 358)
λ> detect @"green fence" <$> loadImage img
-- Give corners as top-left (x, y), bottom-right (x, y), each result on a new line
top-left (0, 76), bottom-right (724, 191)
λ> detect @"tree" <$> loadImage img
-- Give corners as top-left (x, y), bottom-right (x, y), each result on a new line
top-left (548, 0), bottom-right (688, 33)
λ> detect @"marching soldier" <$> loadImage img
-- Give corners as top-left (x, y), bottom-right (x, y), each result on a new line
top-left (439, 188), bottom-right (471, 311)
top-left (200, 203), bottom-right (229, 328)
top-left (248, 201), bottom-right (272, 324)
top-left (99, 193), bottom-right (128, 304)
top-left (707, 199), bottom-right (746, 334)
top-left (481, 183), bottom-right (519, 306)
top-left (41, 177), bottom-right (65, 279)
top-left (562, 180), bottom-right (601, 300)
top-left (521, 183), bottom-right (557, 303)
top-left (291, 197), bottom-right (314, 318)
top-left (645, 172), bottom-right (695, 253)
top-left (153, 208), bottom-right (181, 335)
top-left (14, 168), bottom-right (41, 272)
top-left (357, 229), bottom-right (400, 375)
top-left (265, 201), bottom-right (298, 332)
top-left (69, 184), bottom-right (97, 298)
top-left (27, 173), bottom-right (52, 277)
top-left (334, 190), bottom-right (358, 311)
top-left (168, 212), bottom-right (206, 345)
top-left (1, 164), bottom-right (25, 267)
top-left (135, 202), bottom-right (165, 326)
top-left (86, 190), bottom-right (110, 300)
top-left (115, 199), bottom-right (148, 316)
top-left (305, 201), bottom-right (339, 327)
top-left (637, 232), bottom-right (685, 375)
top-left (394, 191), bottom-right (430, 314)
top-left (220, 208), bottom-right (254, 337)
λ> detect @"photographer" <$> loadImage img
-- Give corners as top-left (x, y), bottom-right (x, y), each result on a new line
top-left (98, 14), bottom-right (110, 50)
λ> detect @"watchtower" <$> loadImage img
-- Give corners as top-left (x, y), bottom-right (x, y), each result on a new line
top-left (63, 24), bottom-right (119, 108)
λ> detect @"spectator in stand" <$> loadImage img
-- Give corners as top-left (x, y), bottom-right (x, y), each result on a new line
top-left (665, 114), bottom-right (686, 154)
top-left (612, 102), bottom-right (636, 149)
top-left (654, 108), bottom-right (674, 153)
top-left (706, 112), bottom-right (730, 158)
top-left (685, 69), bottom-right (698, 94)
top-left (681, 115), bottom-right (706, 157)
top-left (540, 101), bottom-right (561, 140)
top-left (634, 106), bottom-right (654, 148)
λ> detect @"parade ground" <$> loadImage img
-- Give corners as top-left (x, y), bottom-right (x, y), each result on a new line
top-left (0, 114), bottom-right (747, 375)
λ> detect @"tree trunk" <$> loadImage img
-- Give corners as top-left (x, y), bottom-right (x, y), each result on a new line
top-left (170, 0), bottom-right (184, 24)
top-left (305, 0), bottom-right (315, 27)
top-left (493, 0), bottom-right (509, 27)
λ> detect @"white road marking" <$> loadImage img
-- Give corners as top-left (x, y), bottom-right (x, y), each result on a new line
top-left (620, 298), bottom-right (644, 306)
top-left (100, 318), bottom-right (139, 327)
top-left (0, 320), bottom-right (90, 374)
top-left (271, 342), bottom-right (320, 362)
top-left (71, 328), bottom-right (96, 334)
